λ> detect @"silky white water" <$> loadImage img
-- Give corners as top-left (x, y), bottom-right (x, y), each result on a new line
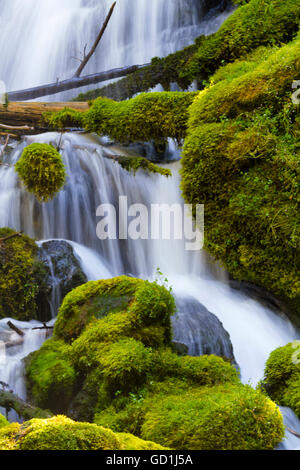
top-left (0, 0), bottom-right (299, 450)
top-left (0, 0), bottom-right (232, 99)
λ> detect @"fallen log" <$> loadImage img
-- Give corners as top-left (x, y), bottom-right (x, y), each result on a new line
top-left (0, 101), bottom-right (89, 134)
top-left (7, 64), bottom-right (149, 102)
top-left (7, 321), bottom-right (25, 338)
top-left (0, 389), bottom-right (52, 420)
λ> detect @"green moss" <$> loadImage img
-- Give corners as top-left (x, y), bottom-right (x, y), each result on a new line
top-left (182, 0), bottom-right (300, 85)
top-left (181, 36), bottom-right (300, 313)
top-left (25, 339), bottom-right (76, 413)
top-left (15, 143), bottom-right (66, 202)
top-left (54, 276), bottom-right (174, 343)
top-left (116, 432), bottom-right (168, 450)
top-left (118, 156), bottom-right (171, 177)
top-left (263, 342), bottom-right (300, 417)
top-left (0, 228), bottom-right (48, 321)
top-left (0, 414), bottom-right (9, 429)
top-left (0, 415), bottom-right (167, 451)
top-left (139, 384), bottom-right (284, 450)
top-left (46, 92), bottom-right (197, 145)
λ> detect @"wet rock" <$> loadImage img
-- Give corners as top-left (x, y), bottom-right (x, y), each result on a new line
top-left (172, 296), bottom-right (237, 365)
top-left (38, 240), bottom-right (87, 320)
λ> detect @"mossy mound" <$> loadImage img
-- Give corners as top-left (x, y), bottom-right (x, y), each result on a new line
top-left (26, 276), bottom-right (283, 450)
top-left (181, 34), bottom-right (300, 315)
top-left (25, 339), bottom-right (76, 414)
top-left (263, 342), bottom-right (300, 418)
top-left (15, 143), bottom-right (66, 202)
top-left (0, 228), bottom-right (48, 321)
top-left (0, 416), bottom-right (166, 450)
top-left (139, 383), bottom-right (284, 450)
top-left (53, 276), bottom-right (175, 343)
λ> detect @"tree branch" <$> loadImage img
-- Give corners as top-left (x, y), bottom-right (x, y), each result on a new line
top-left (74, 2), bottom-right (117, 78)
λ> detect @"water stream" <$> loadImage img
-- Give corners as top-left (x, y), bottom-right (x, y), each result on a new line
top-left (0, 0), bottom-right (299, 450)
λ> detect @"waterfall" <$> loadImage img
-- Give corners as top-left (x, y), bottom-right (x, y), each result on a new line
top-left (0, 0), bottom-right (232, 98)
top-left (0, 0), bottom-right (299, 450)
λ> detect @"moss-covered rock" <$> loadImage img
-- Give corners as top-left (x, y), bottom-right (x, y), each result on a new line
top-left (0, 228), bottom-right (49, 321)
top-left (0, 415), bottom-right (166, 450)
top-left (15, 143), bottom-right (66, 202)
top-left (25, 339), bottom-right (76, 413)
top-left (139, 383), bottom-right (284, 450)
top-left (25, 274), bottom-right (284, 449)
top-left (181, 34), bottom-right (300, 315)
top-left (263, 342), bottom-right (300, 418)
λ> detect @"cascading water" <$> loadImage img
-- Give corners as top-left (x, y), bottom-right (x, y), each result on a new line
top-left (0, 0), bottom-right (232, 98)
top-left (0, 0), bottom-right (299, 450)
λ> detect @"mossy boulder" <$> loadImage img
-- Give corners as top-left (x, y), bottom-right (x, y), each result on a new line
top-left (0, 415), bottom-right (166, 450)
top-left (181, 34), bottom-right (300, 315)
top-left (54, 276), bottom-right (175, 343)
top-left (15, 143), bottom-right (66, 202)
top-left (25, 276), bottom-right (284, 449)
top-left (263, 342), bottom-right (300, 418)
top-left (139, 383), bottom-right (284, 450)
top-left (0, 228), bottom-right (49, 321)
top-left (25, 339), bottom-right (76, 414)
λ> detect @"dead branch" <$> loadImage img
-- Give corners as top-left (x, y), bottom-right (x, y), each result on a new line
top-left (287, 426), bottom-right (300, 438)
top-left (32, 323), bottom-right (54, 331)
top-left (7, 321), bottom-right (25, 338)
top-left (75, 2), bottom-right (117, 77)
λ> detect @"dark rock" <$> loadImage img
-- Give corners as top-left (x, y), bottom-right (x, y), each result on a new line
top-left (37, 240), bottom-right (87, 320)
top-left (172, 296), bottom-right (237, 366)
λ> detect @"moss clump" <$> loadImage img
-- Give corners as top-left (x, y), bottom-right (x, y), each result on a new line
top-left (53, 276), bottom-right (174, 343)
top-left (0, 415), bottom-right (165, 450)
top-left (263, 342), bottom-right (300, 418)
top-left (181, 35), bottom-right (300, 314)
top-left (0, 228), bottom-right (48, 321)
top-left (25, 339), bottom-right (76, 413)
top-left (15, 143), bottom-right (66, 202)
top-left (0, 414), bottom-right (9, 429)
top-left (118, 156), bottom-right (171, 178)
top-left (139, 384), bottom-right (284, 450)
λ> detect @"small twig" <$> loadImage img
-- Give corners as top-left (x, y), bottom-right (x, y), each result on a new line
top-left (74, 2), bottom-right (117, 77)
